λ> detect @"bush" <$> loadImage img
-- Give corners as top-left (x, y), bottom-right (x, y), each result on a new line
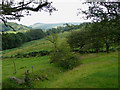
top-left (14, 51), bottom-right (50, 58)
top-left (50, 40), bottom-right (80, 70)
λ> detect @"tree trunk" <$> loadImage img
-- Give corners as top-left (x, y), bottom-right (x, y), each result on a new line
top-left (96, 49), bottom-right (99, 53)
top-left (106, 43), bottom-right (109, 53)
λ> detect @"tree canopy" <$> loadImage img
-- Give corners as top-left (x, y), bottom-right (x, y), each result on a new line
top-left (68, 2), bottom-right (120, 53)
top-left (79, 2), bottom-right (120, 22)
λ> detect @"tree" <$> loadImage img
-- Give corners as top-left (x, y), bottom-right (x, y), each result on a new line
top-left (80, 2), bottom-right (120, 22)
top-left (46, 33), bottom-right (58, 54)
top-left (46, 33), bottom-right (80, 70)
top-left (25, 29), bottom-right (46, 40)
top-left (67, 23), bottom-right (96, 53)
top-left (67, 30), bottom-right (87, 51)
top-left (78, 2), bottom-right (120, 53)
top-left (98, 20), bottom-right (120, 53)
top-left (17, 32), bottom-right (28, 43)
top-left (87, 22), bottom-right (104, 53)
top-left (1, 0), bottom-right (56, 30)
top-left (2, 29), bottom-right (46, 50)
top-left (67, 20), bottom-right (119, 53)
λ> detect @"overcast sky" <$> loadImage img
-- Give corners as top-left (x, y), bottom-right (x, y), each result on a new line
top-left (10, 0), bottom-right (90, 26)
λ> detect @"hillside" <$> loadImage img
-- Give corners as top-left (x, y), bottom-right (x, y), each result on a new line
top-left (1, 22), bottom-right (81, 33)
top-left (30, 22), bottom-right (81, 30)
top-left (2, 31), bottom-right (118, 88)
top-left (0, 22), bottom-right (32, 32)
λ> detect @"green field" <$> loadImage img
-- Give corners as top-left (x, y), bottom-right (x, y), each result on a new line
top-left (2, 31), bottom-right (118, 88)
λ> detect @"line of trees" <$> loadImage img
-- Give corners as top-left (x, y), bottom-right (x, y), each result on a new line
top-left (46, 22), bottom-right (90, 35)
top-left (1, 29), bottom-right (46, 50)
top-left (67, 20), bottom-right (120, 53)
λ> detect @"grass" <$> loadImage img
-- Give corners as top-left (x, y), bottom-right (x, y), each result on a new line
top-left (2, 32), bottom-right (70, 57)
top-left (5, 30), bottom-right (29, 33)
top-left (2, 38), bottom-right (52, 57)
top-left (46, 53), bottom-right (118, 88)
top-left (2, 31), bottom-right (118, 88)
top-left (2, 56), bottom-right (66, 88)
top-left (2, 51), bottom-right (118, 88)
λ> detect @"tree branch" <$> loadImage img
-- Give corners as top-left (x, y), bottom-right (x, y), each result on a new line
top-left (1, 18), bottom-right (16, 31)
top-left (12, 2), bottom-right (49, 12)
top-left (1, 0), bottom-right (56, 31)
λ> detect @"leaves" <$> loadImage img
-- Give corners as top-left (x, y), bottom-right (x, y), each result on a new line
top-left (80, 2), bottom-right (120, 22)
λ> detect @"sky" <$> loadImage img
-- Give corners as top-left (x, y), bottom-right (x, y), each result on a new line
top-left (10, 0), bottom-right (90, 26)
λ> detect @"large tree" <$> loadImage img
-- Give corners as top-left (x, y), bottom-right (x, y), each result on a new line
top-left (0, 0), bottom-right (56, 30)
top-left (78, 1), bottom-right (120, 53)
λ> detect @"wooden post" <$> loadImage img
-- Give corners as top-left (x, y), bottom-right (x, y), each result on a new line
top-left (13, 61), bottom-right (17, 74)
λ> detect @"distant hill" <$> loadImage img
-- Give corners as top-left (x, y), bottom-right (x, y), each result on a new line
top-left (0, 22), bottom-right (32, 32)
top-left (30, 22), bottom-right (81, 30)
top-left (0, 22), bottom-right (82, 33)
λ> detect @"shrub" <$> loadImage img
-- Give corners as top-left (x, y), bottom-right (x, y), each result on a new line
top-left (50, 40), bottom-right (80, 70)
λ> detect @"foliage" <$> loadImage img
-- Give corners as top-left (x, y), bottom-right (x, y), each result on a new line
top-left (67, 30), bottom-right (88, 51)
top-left (51, 41), bottom-right (80, 69)
top-left (76, 2), bottom-right (120, 53)
top-left (25, 29), bottom-right (46, 40)
top-left (13, 51), bottom-right (50, 58)
top-left (2, 29), bottom-right (46, 50)
top-left (80, 2), bottom-right (120, 22)
top-left (90, 20), bottom-right (120, 53)
top-left (67, 20), bottom-right (119, 53)
top-left (47, 34), bottom-right (80, 70)
top-left (46, 22), bottom-right (91, 35)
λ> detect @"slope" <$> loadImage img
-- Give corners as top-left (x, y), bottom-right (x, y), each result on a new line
top-left (0, 22), bottom-right (32, 33)
top-left (2, 31), bottom-right (118, 88)
top-left (2, 51), bottom-right (118, 88)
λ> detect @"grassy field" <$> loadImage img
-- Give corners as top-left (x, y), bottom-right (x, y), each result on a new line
top-left (2, 31), bottom-right (118, 88)
top-left (2, 32), bottom-right (69, 57)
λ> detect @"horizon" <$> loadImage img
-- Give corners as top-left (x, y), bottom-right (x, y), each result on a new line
top-left (30, 21), bottom-right (85, 25)
top-left (8, 21), bottom-right (89, 27)
top-left (9, 0), bottom-right (91, 26)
